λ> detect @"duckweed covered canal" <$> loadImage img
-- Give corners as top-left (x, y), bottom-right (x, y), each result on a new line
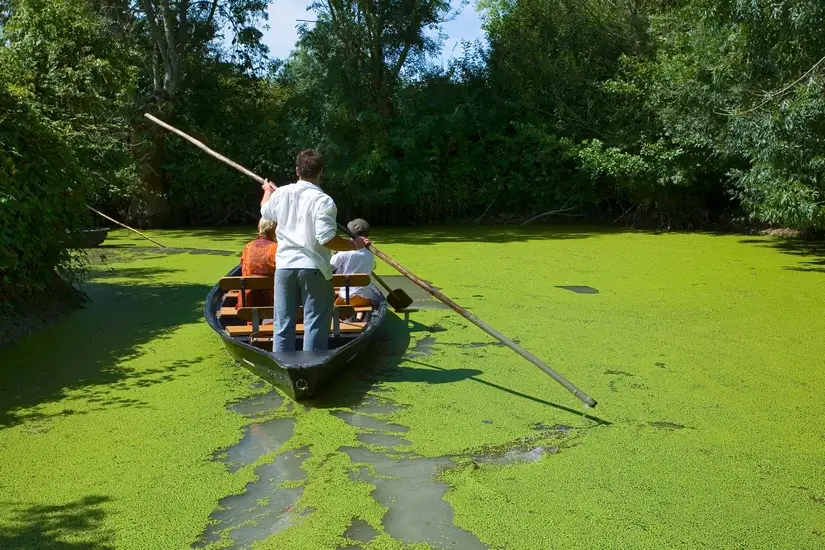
top-left (1, 227), bottom-right (824, 549)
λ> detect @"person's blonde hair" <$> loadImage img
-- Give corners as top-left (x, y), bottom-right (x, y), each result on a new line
top-left (259, 219), bottom-right (276, 238)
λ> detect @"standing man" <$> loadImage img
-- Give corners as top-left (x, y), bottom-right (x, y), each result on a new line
top-left (260, 150), bottom-right (370, 352)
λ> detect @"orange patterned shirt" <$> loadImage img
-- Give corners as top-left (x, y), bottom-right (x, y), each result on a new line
top-left (237, 236), bottom-right (277, 309)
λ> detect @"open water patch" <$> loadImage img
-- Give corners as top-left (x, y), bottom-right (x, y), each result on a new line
top-left (343, 446), bottom-right (486, 549)
top-left (356, 431), bottom-right (414, 451)
top-left (556, 285), bottom-right (599, 294)
top-left (473, 445), bottom-right (559, 465)
top-left (197, 389), bottom-right (307, 547)
top-left (198, 383), bottom-right (590, 549)
top-left (408, 336), bottom-right (436, 358)
top-left (341, 518), bottom-right (381, 545)
top-left (349, 394), bottom-right (403, 415)
top-left (375, 275), bottom-right (451, 310)
top-left (407, 336), bottom-right (520, 358)
top-left (332, 410), bottom-right (409, 433)
top-left (195, 446), bottom-right (310, 548)
top-left (220, 417), bottom-right (297, 473)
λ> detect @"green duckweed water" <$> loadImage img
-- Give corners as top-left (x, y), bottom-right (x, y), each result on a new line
top-left (1, 226), bottom-right (823, 549)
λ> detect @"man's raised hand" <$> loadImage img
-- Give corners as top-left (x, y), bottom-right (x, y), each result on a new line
top-left (353, 236), bottom-right (371, 250)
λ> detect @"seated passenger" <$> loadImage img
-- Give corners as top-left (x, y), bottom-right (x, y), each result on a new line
top-left (330, 219), bottom-right (378, 321)
top-left (237, 219), bottom-right (277, 313)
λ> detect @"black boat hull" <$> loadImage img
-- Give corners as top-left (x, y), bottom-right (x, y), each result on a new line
top-left (204, 266), bottom-right (388, 400)
top-left (66, 228), bottom-right (109, 248)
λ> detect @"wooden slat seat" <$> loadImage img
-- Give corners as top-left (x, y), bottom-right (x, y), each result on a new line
top-left (220, 305), bottom-right (371, 320)
top-left (219, 274), bottom-right (371, 292)
top-left (236, 305), bottom-right (370, 321)
top-left (236, 305), bottom-right (357, 322)
top-left (219, 306), bottom-right (238, 317)
top-left (225, 321), bottom-right (366, 337)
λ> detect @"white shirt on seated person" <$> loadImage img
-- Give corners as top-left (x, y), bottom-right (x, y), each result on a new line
top-left (330, 248), bottom-right (378, 302)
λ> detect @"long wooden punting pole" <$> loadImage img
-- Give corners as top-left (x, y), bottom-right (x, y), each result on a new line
top-left (143, 113), bottom-right (598, 407)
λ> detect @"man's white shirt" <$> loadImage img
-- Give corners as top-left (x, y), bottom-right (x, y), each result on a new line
top-left (261, 180), bottom-right (337, 280)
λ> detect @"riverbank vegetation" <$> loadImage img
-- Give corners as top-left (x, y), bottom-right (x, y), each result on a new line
top-left (3, 0), bottom-right (825, 304)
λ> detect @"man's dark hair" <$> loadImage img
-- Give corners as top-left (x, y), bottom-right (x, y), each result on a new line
top-left (296, 149), bottom-right (325, 180)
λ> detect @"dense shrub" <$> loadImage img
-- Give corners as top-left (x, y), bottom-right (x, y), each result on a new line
top-left (0, 73), bottom-right (89, 301)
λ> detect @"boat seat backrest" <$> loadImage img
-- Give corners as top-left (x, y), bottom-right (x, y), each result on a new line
top-left (219, 305), bottom-right (372, 318)
top-left (236, 305), bottom-right (357, 322)
top-left (226, 320), bottom-right (367, 338)
top-left (218, 273), bottom-right (371, 291)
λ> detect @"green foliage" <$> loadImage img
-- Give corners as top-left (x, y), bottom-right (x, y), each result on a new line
top-left (0, 67), bottom-right (88, 301)
top-left (157, 0), bottom-right (825, 230)
top-left (2, 0), bottom-right (138, 201)
top-left (163, 57), bottom-right (292, 225)
top-left (589, 0), bottom-right (825, 228)
top-left (0, 0), bottom-right (135, 302)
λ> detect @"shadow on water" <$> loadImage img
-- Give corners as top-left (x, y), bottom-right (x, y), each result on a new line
top-left (311, 310), bottom-right (608, 422)
top-left (0, 275), bottom-right (211, 429)
top-left (0, 496), bottom-right (113, 550)
top-left (308, 313), bottom-right (416, 409)
top-left (740, 237), bottom-right (825, 274)
top-left (403, 359), bottom-right (611, 426)
top-left (309, 313), bottom-right (485, 410)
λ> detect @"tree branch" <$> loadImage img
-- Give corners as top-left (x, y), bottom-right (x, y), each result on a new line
top-left (190, 0), bottom-right (219, 48)
top-left (520, 199), bottom-right (579, 226)
top-left (139, 0), bottom-right (173, 91)
top-left (474, 197), bottom-right (496, 224)
top-left (719, 54), bottom-right (825, 117)
top-left (390, 2), bottom-right (419, 80)
top-left (178, 0), bottom-right (190, 58)
top-left (157, 0), bottom-right (182, 95)
top-left (204, 0), bottom-right (219, 27)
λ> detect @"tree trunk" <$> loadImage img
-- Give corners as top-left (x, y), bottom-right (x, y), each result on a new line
top-left (128, 115), bottom-right (170, 227)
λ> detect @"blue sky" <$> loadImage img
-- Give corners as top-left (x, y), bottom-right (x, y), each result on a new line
top-left (260, 0), bottom-right (487, 65)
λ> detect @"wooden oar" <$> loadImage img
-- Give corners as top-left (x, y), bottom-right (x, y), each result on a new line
top-left (370, 271), bottom-right (414, 310)
top-left (142, 113), bottom-right (598, 407)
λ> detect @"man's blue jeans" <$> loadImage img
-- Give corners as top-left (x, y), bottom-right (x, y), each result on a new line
top-left (273, 268), bottom-right (333, 352)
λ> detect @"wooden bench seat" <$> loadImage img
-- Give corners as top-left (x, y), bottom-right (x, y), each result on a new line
top-left (237, 305), bottom-right (356, 322)
top-left (225, 320), bottom-right (366, 337)
top-left (219, 305), bottom-right (372, 319)
top-left (220, 273), bottom-right (372, 309)
top-left (219, 306), bottom-right (239, 317)
top-left (219, 274), bottom-right (371, 291)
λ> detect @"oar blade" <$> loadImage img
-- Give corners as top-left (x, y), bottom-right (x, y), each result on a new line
top-left (387, 289), bottom-right (414, 310)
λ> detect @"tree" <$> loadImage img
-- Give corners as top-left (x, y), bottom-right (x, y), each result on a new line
top-left (306, 0), bottom-right (451, 115)
top-left (275, 0), bottom-right (454, 218)
top-left (92, 0), bottom-right (269, 225)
